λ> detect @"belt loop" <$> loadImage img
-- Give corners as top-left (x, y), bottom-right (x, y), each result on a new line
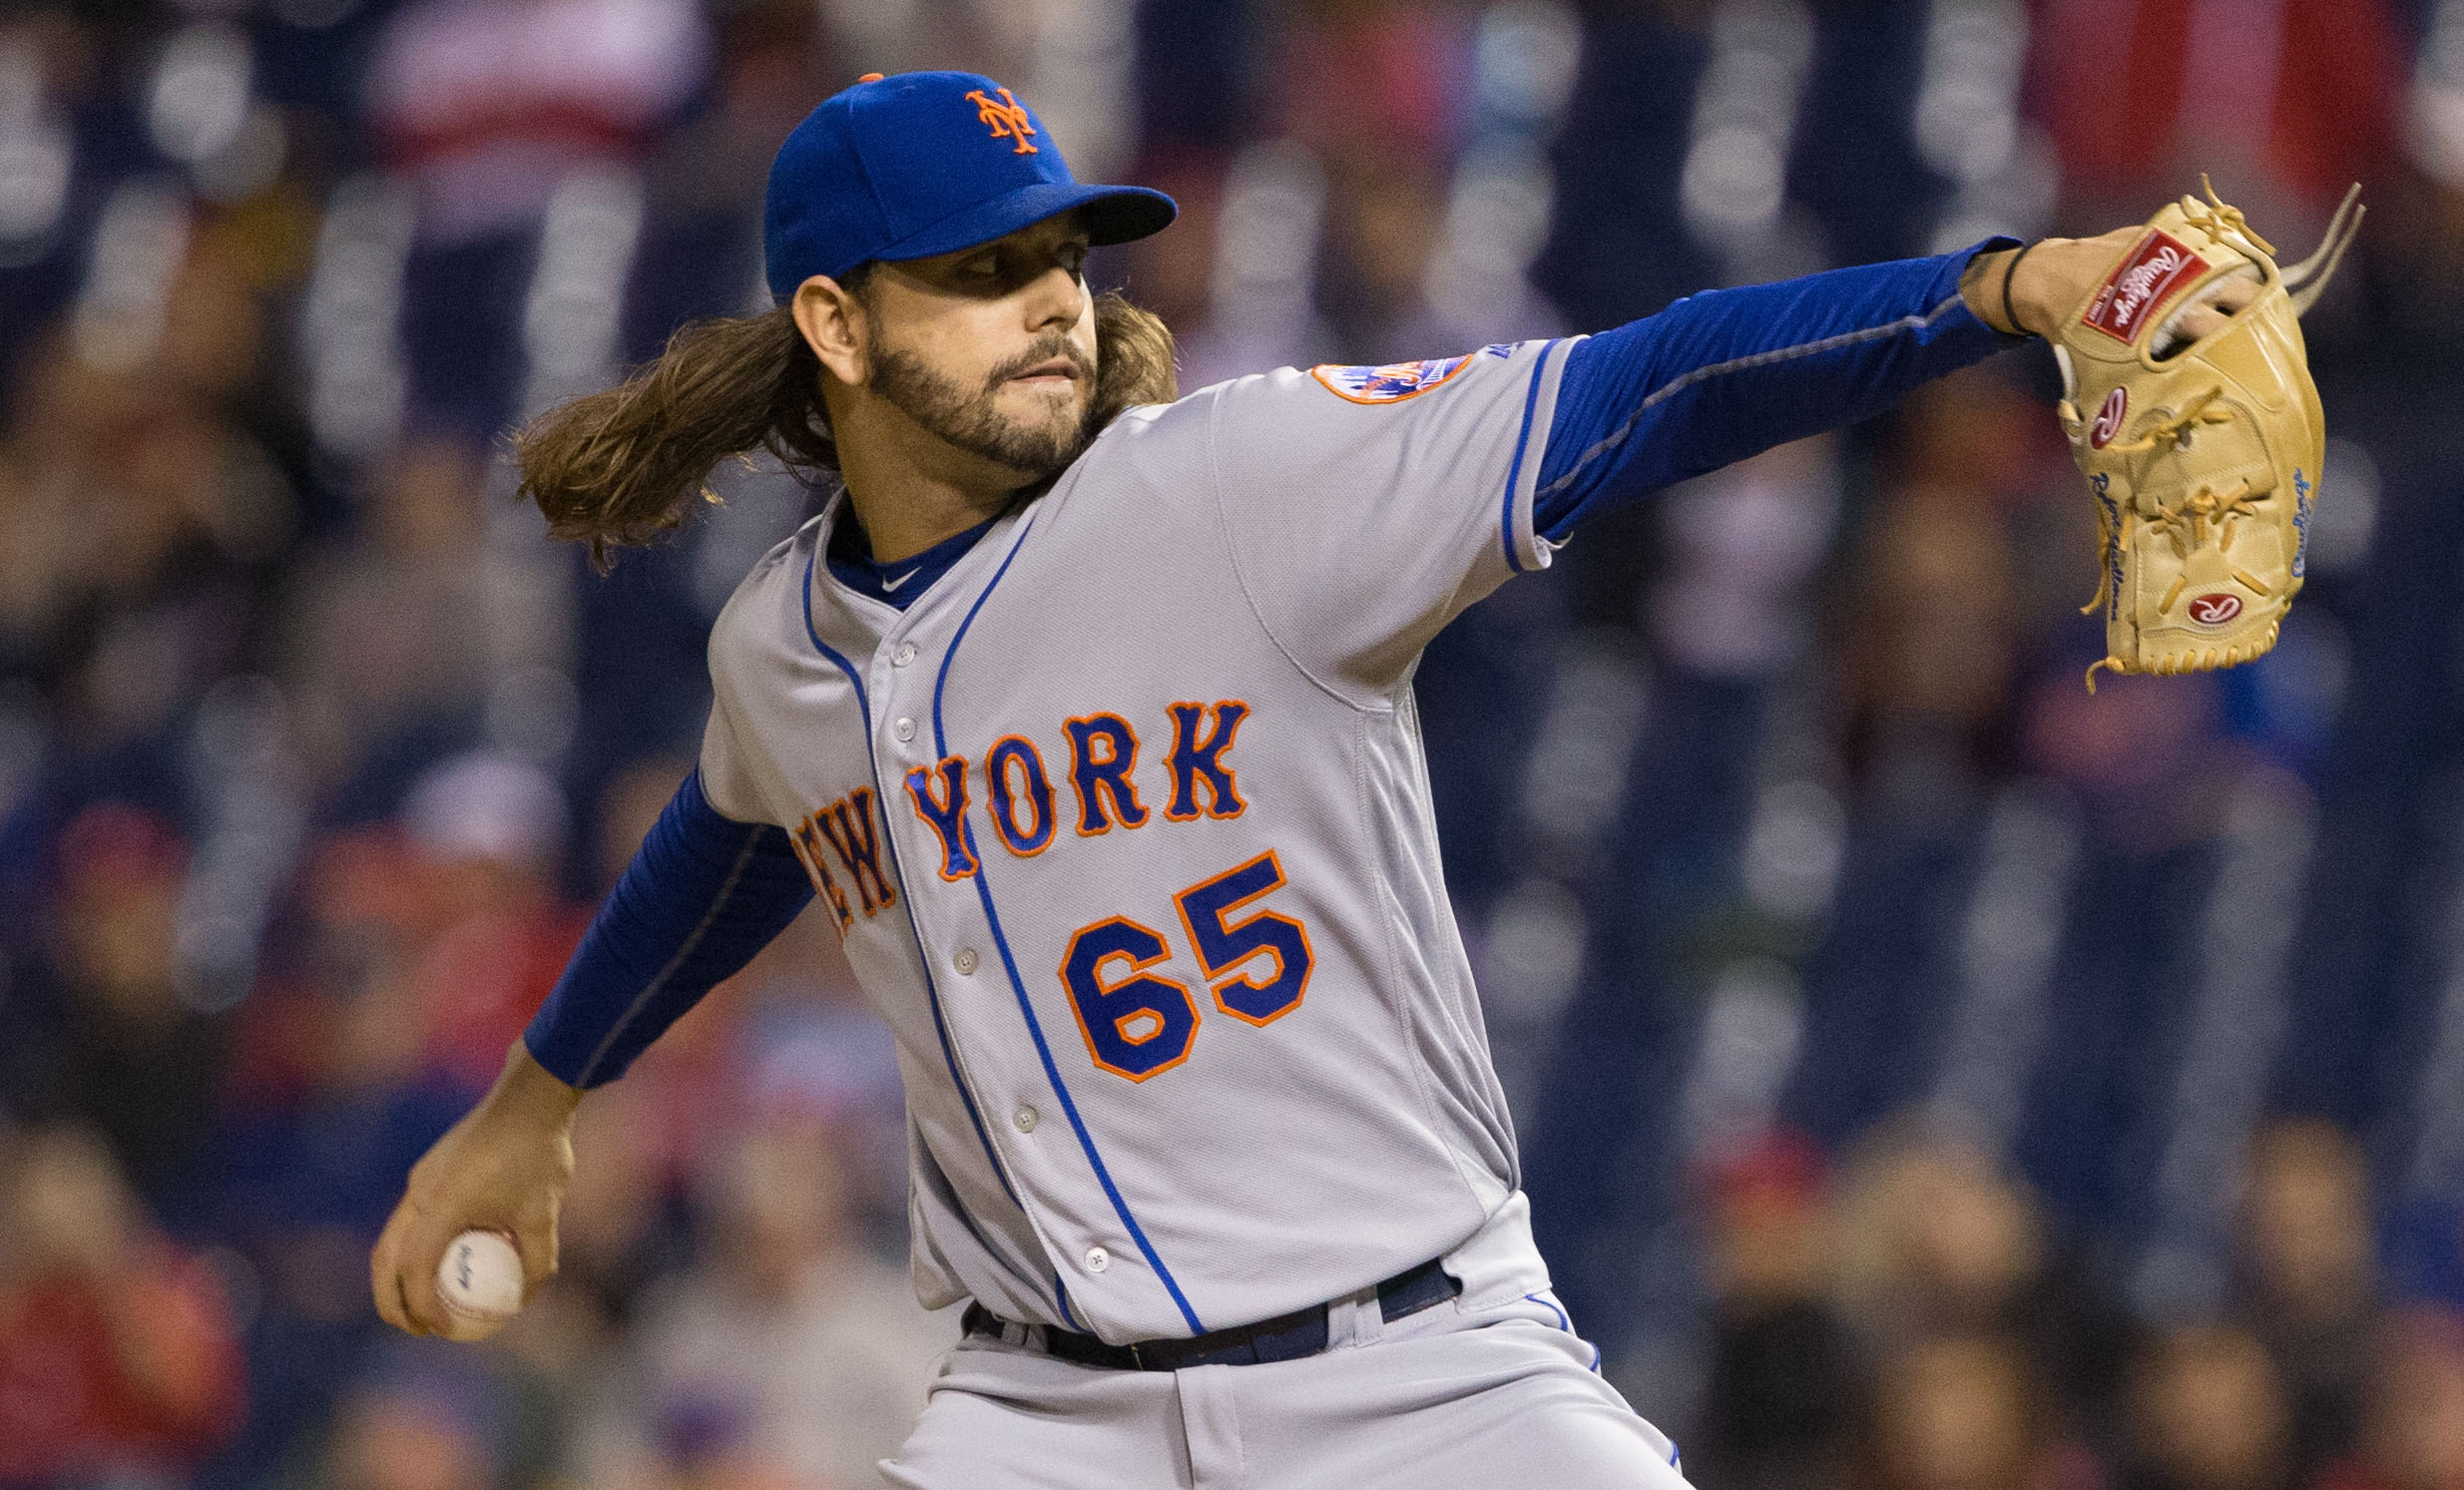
top-left (1328, 1283), bottom-right (1382, 1349)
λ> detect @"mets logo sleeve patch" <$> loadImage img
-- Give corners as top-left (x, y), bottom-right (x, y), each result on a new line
top-left (1204, 338), bottom-right (1575, 702)
top-left (1308, 355), bottom-right (1474, 404)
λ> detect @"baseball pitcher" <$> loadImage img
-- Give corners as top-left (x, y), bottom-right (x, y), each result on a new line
top-left (371, 71), bottom-right (2343, 1486)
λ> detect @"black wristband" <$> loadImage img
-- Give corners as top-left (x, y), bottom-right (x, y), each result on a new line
top-left (1999, 241), bottom-right (2039, 337)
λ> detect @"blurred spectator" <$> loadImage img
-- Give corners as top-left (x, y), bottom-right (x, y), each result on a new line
top-left (2121, 1325), bottom-right (2295, 1490)
top-left (1273, 0), bottom-right (1466, 361)
top-left (2310, 1309), bottom-right (2464, 1490)
top-left (0, 329), bottom-right (290, 728)
top-left (1836, 1131), bottom-right (2132, 1440)
top-left (1839, 371), bottom-right (2063, 811)
top-left (1276, 0), bottom-right (1463, 169)
top-left (2237, 1118), bottom-right (2380, 1479)
top-left (1652, 435), bottom-right (1839, 680)
top-left (1854, 1332), bottom-right (2096, 1490)
top-left (285, 437), bottom-right (496, 811)
top-left (212, 821), bottom-right (469, 1240)
top-left (2018, 664), bottom-right (2232, 854)
top-left (367, 0), bottom-right (710, 246)
top-left (3, 801), bottom-right (226, 1217)
top-left (0, 1123), bottom-right (246, 1484)
top-left (572, 1122), bottom-right (954, 1490)
top-left (626, 0), bottom-right (836, 348)
top-left (1121, 145), bottom-right (1225, 310)
top-left (204, 752), bottom-right (583, 1212)
top-left (308, 1337), bottom-right (530, 1490)
top-left (203, 825), bottom-right (472, 1487)
top-left (1689, 1129), bottom-right (1859, 1490)
top-left (371, 0), bottom-right (713, 433)
top-left (398, 750), bottom-right (587, 1092)
top-left (2031, 0), bottom-right (2402, 214)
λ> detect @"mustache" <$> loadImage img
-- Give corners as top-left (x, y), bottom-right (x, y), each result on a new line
top-left (984, 333), bottom-right (1095, 390)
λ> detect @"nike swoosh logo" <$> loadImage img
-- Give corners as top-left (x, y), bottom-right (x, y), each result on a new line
top-left (880, 567), bottom-right (922, 592)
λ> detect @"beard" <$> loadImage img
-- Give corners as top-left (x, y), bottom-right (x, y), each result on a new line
top-left (868, 330), bottom-right (1100, 479)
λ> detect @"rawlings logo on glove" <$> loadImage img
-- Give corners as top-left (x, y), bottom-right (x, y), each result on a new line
top-left (2082, 231), bottom-right (2210, 342)
top-left (2051, 178), bottom-right (2363, 691)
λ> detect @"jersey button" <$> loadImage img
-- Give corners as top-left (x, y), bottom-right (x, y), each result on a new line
top-left (953, 947), bottom-right (979, 975)
top-left (892, 643), bottom-right (917, 667)
top-left (893, 717), bottom-right (916, 742)
top-left (1084, 1246), bottom-right (1110, 1273)
top-left (1013, 1106), bottom-right (1037, 1133)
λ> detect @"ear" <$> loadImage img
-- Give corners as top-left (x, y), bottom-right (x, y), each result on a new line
top-left (790, 275), bottom-right (869, 386)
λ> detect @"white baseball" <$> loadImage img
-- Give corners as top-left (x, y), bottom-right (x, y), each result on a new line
top-left (435, 1230), bottom-right (525, 1331)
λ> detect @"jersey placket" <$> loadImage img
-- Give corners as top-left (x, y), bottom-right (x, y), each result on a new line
top-left (862, 609), bottom-right (1043, 1214)
top-left (880, 516), bottom-right (1212, 1340)
top-left (790, 538), bottom-right (1064, 1330)
top-left (839, 529), bottom-right (1181, 1336)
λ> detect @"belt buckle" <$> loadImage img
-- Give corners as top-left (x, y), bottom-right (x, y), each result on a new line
top-left (1128, 1341), bottom-right (1148, 1369)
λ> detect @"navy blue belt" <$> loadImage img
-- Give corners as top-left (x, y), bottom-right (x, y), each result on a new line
top-left (963, 1255), bottom-right (1462, 1371)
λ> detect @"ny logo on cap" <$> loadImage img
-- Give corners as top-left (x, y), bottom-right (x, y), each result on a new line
top-left (965, 87), bottom-right (1038, 155)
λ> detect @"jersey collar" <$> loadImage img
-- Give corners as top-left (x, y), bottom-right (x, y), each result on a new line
top-left (823, 499), bottom-right (1003, 611)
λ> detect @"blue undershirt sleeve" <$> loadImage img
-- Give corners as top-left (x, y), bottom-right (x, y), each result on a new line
top-left (523, 769), bottom-right (813, 1089)
top-left (1532, 238), bottom-right (2024, 541)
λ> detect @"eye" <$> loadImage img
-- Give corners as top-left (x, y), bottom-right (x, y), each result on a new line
top-left (960, 251), bottom-right (1000, 280)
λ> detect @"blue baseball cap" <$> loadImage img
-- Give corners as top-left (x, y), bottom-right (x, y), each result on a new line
top-left (763, 71), bottom-right (1178, 303)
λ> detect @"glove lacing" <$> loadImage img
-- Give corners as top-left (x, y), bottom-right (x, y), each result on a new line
top-left (2147, 480), bottom-right (2267, 612)
top-left (2077, 383), bottom-right (2271, 692)
top-left (2102, 387), bottom-right (2233, 455)
top-left (2078, 387), bottom-right (2236, 620)
top-left (2182, 175), bottom-right (2276, 257)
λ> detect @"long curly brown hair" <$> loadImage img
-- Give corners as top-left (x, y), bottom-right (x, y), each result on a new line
top-left (513, 286), bottom-right (1178, 571)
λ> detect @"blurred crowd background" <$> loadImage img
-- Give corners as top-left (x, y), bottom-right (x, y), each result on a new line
top-left (4, 0), bottom-right (2464, 1487)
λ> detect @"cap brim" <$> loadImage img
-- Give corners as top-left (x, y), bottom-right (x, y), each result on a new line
top-left (872, 182), bottom-right (1178, 266)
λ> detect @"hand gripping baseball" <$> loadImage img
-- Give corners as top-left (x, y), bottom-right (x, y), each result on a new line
top-left (370, 1043), bottom-right (580, 1341)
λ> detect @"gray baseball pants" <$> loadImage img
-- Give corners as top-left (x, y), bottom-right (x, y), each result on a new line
top-left (879, 1288), bottom-right (1692, 1489)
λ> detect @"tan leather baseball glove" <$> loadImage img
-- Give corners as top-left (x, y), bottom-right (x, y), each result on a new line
top-left (2053, 178), bottom-right (2363, 691)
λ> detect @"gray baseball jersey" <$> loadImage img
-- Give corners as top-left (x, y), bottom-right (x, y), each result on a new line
top-left (698, 339), bottom-right (1575, 1343)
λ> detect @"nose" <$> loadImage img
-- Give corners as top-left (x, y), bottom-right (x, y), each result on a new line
top-left (1024, 259), bottom-right (1088, 333)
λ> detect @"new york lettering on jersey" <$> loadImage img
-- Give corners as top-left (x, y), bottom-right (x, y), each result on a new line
top-left (696, 338), bottom-right (1574, 1343)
